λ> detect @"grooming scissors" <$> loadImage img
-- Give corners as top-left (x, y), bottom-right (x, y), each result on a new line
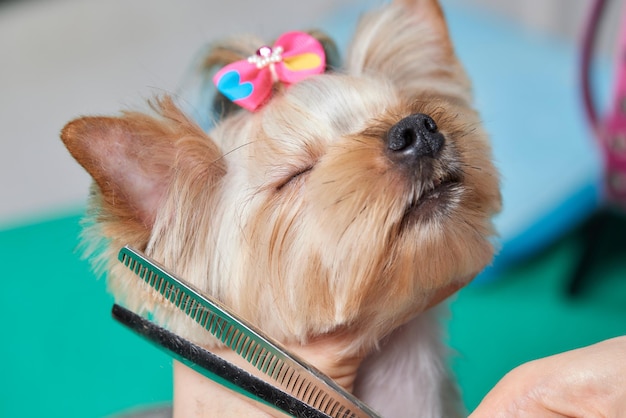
top-left (112, 246), bottom-right (381, 418)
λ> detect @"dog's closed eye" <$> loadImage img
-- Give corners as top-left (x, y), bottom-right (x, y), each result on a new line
top-left (276, 166), bottom-right (314, 191)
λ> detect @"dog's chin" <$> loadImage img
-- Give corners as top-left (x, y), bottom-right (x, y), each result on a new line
top-left (400, 177), bottom-right (462, 228)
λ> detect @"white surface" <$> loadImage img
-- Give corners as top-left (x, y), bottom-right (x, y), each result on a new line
top-left (0, 0), bottom-right (360, 228)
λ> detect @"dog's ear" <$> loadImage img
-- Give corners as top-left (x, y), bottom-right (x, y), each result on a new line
top-left (61, 97), bottom-right (224, 241)
top-left (345, 0), bottom-right (470, 102)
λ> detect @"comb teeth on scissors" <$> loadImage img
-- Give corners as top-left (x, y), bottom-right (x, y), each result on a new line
top-left (111, 304), bottom-right (331, 418)
top-left (117, 245), bottom-right (381, 418)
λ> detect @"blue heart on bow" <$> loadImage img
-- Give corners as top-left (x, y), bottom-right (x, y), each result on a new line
top-left (215, 70), bottom-right (253, 102)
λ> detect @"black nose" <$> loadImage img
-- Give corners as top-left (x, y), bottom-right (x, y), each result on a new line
top-left (386, 114), bottom-right (445, 162)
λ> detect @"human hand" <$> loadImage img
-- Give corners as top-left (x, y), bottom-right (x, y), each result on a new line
top-left (469, 336), bottom-right (626, 418)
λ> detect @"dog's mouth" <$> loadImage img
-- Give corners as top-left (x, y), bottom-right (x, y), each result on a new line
top-left (400, 174), bottom-right (462, 227)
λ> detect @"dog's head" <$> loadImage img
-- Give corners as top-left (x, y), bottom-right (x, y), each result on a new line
top-left (62, 0), bottom-right (500, 354)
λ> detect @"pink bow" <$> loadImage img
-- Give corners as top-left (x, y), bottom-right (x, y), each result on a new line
top-left (213, 31), bottom-right (326, 112)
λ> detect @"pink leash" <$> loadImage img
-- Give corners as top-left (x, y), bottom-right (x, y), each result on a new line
top-left (582, 0), bottom-right (626, 206)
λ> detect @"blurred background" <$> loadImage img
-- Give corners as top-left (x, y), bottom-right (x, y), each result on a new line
top-left (1, 0), bottom-right (625, 417)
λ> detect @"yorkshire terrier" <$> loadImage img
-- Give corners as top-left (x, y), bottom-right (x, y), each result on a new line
top-left (61, 0), bottom-right (501, 416)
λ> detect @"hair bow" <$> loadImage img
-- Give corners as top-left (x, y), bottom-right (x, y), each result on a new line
top-left (213, 31), bottom-right (326, 112)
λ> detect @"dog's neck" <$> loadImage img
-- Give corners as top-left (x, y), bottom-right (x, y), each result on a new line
top-left (173, 337), bottom-right (365, 417)
top-left (171, 281), bottom-right (466, 417)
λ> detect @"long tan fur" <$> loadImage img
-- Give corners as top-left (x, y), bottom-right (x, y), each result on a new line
top-left (61, 1), bottom-right (501, 416)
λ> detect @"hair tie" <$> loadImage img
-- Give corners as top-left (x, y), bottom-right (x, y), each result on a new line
top-left (213, 31), bottom-right (326, 112)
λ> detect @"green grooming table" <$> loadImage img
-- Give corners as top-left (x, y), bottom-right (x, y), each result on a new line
top-left (0, 215), bottom-right (171, 418)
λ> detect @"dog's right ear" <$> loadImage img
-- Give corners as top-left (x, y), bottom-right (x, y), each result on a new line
top-left (345, 0), bottom-right (470, 103)
top-left (61, 97), bottom-right (225, 247)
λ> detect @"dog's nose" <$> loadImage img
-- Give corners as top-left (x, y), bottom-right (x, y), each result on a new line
top-left (386, 114), bottom-right (444, 162)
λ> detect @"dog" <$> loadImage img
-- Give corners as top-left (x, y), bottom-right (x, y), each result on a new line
top-left (61, 0), bottom-right (501, 416)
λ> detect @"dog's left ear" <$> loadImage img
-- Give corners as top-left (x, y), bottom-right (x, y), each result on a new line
top-left (345, 0), bottom-right (470, 102)
top-left (61, 97), bottom-right (225, 249)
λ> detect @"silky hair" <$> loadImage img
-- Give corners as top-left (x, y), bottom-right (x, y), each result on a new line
top-left (61, 1), bottom-right (501, 416)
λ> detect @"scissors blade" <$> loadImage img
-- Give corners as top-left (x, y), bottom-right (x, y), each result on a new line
top-left (118, 245), bottom-right (380, 418)
top-left (112, 303), bottom-right (331, 418)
